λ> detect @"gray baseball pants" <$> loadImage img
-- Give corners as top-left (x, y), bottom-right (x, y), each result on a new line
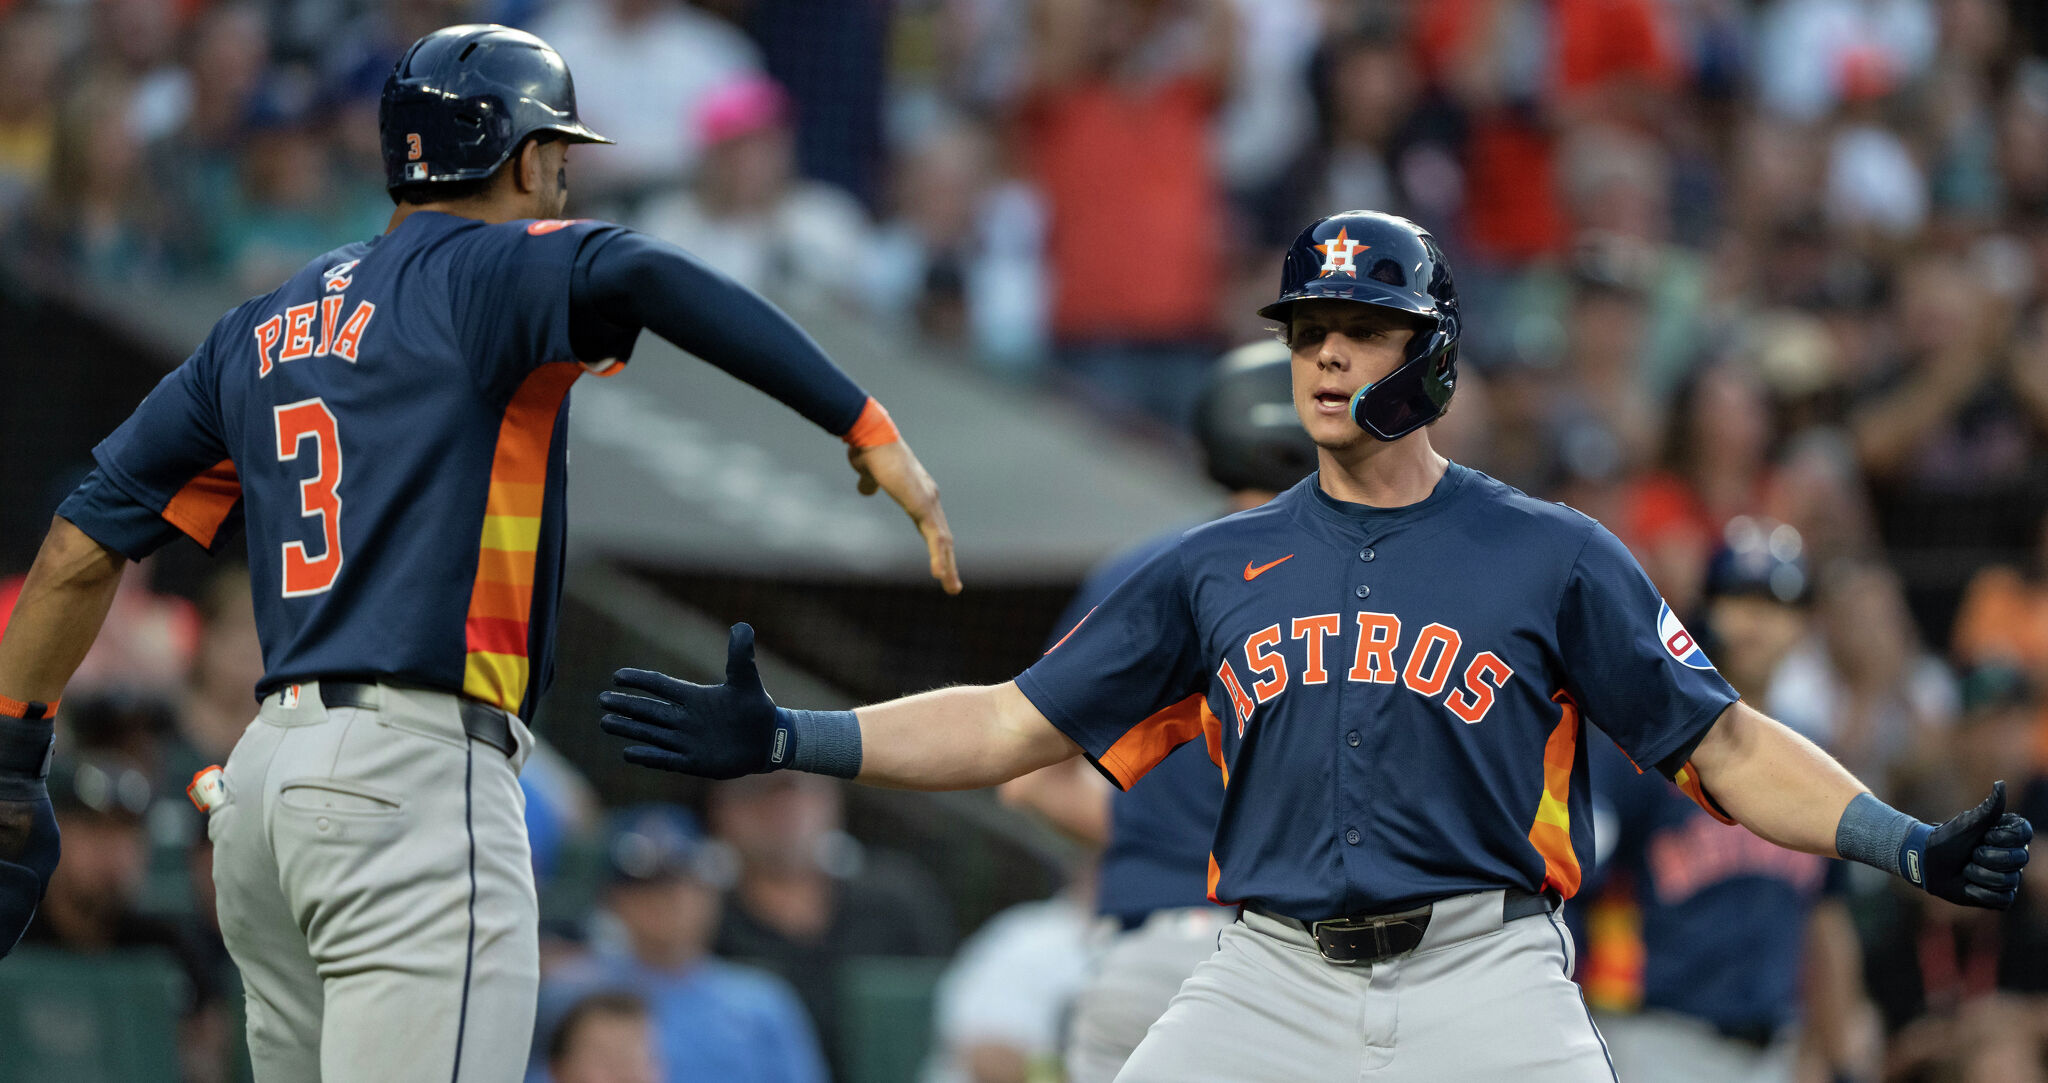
top-left (1065, 906), bottom-right (1235, 1083)
top-left (206, 681), bottom-right (538, 1082)
top-left (1114, 889), bottom-right (1617, 1082)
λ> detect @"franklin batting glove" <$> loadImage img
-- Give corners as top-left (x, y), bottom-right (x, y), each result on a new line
top-left (1909, 782), bottom-right (2033, 910)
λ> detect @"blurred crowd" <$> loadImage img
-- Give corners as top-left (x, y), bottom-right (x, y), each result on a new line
top-left (11, 0), bottom-right (2048, 1080)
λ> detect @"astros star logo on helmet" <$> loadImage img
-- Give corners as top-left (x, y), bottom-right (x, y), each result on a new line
top-left (1316, 227), bottom-right (1368, 277)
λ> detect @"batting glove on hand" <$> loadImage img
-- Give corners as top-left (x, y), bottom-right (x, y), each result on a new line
top-left (1912, 781), bottom-right (2032, 909)
top-left (599, 623), bottom-right (783, 780)
top-left (0, 717), bottom-right (59, 960)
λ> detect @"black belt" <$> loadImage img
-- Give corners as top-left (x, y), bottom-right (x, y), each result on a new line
top-left (317, 681), bottom-right (516, 759)
top-left (1246, 888), bottom-right (1556, 966)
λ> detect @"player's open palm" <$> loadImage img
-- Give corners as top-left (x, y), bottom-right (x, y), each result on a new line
top-left (849, 441), bottom-right (962, 594)
top-left (599, 624), bottom-right (780, 779)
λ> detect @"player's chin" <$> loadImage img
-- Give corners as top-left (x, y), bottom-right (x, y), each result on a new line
top-left (1302, 414), bottom-right (1370, 451)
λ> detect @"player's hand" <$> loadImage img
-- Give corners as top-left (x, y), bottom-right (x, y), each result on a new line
top-left (848, 441), bottom-right (962, 595)
top-left (598, 623), bottom-right (782, 779)
top-left (1914, 781), bottom-right (2032, 909)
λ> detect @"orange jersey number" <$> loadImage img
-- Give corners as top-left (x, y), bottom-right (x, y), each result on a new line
top-left (275, 398), bottom-right (344, 597)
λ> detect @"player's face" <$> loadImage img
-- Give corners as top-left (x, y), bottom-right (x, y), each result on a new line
top-left (1286, 300), bottom-right (1419, 450)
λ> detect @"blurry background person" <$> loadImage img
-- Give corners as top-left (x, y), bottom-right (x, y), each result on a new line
top-left (534, 806), bottom-right (826, 1083)
top-left (708, 772), bottom-right (955, 1079)
top-left (545, 991), bottom-right (662, 1083)
top-left (920, 860), bottom-right (1096, 1083)
top-left (1581, 523), bottom-right (1882, 1083)
top-left (636, 75), bottom-right (874, 310)
top-left (19, 753), bottom-right (231, 1083)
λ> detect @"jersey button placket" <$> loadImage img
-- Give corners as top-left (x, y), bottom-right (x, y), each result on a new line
top-left (1345, 827), bottom-right (1361, 846)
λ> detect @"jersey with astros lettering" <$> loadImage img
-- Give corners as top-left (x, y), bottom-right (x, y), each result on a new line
top-left (55, 210), bottom-right (638, 720)
top-left (1015, 464), bottom-right (1741, 918)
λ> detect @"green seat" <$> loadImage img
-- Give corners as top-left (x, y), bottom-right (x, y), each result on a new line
top-left (0, 945), bottom-right (186, 1082)
top-left (837, 955), bottom-right (949, 1083)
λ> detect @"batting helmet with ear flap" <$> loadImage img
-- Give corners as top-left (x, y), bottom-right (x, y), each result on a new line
top-left (1194, 339), bottom-right (1319, 494)
top-left (1260, 211), bottom-right (1460, 441)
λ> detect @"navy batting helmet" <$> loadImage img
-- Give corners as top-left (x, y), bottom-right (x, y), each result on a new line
top-left (1259, 211), bottom-right (1459, 441)
top-left (1194, 339), bottom-right (1319, 493)
top-left (379, 24), bottom-right (611, 193)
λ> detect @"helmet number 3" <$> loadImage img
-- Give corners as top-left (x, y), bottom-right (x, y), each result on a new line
top-left (275, 398), bottom-right (344, 598)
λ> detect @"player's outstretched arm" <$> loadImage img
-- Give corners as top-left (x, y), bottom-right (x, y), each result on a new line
top-left (0, 516), bottom-right (129, 958)
top-left (600, 623), bottom-right (1078, 790)
top-left (1688, 700), bottom-right (2033, 909)
top-left (575, 231), bottom-right (961, 593)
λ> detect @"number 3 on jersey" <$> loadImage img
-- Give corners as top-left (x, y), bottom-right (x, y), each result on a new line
top-left (275, 398), bottom-right (343, 597)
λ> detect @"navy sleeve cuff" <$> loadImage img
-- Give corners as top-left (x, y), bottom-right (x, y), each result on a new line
top-left (55, 468), bottom-right (186, 561)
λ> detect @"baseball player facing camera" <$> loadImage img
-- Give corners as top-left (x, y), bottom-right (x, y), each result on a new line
top-left (605, 209), bottom-right (2031, 1079)
top-left (0, 23), bottom-right (958, 1083)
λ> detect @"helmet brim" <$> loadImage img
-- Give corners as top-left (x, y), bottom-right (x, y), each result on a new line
top-left (543, 121), bottom-right (614, 146)
top-left (1257, 278), bottom-right (1439, 324)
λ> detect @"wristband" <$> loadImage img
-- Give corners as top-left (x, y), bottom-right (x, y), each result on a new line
top-left (771, 708), bottom-right (862, 779)
top-left (0, 696), bottom-right (57, 721)
top-left (1835, 791), bottom-right (1926, 882)
top-left (842, 398), bottom-right (901, 449)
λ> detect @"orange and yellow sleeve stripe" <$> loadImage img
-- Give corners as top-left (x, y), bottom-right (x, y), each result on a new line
top-left (1527, 690), bottom-right (1584, 899)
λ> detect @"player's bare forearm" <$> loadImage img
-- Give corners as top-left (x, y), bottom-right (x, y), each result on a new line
top-left (1686, 701), bottom-right (1866, 858)
top-left (854, 681), bottom-right (1080, 791)
top-left (0, 517), bottom-right (126, 704)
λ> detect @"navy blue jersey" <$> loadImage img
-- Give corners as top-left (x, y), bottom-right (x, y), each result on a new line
top-left (58, 212), bottom-right (641, 718)
top-left (1586, 737), bottom-right (1840, 1032)
top-left (1049, 529), bottom-right (1224, 925)
top-left (1016, 465), bottom-right (1741, 917)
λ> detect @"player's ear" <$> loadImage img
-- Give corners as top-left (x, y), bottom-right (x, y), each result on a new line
top-left (511, 137), bottom-right (543, 196)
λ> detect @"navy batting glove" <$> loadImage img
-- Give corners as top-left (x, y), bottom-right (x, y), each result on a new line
top-left (1909, 781), bottom-right (2033, 910)
top-left (600, 623), bottom-right (784, 780)
top-left (0, 716), bottom-right (59, 960)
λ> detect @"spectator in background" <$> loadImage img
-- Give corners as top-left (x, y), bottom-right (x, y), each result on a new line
top-left (636, 75), bottom-right (874, 308)
top-left (212, 71), bottom-right (388, 294)
top-left (709, 773), bottom-right (954, 1078)
top-left (921, 863), bottom-right (1095, 1083)
top-left (0, 5), bottom-right (63, 226)
top-left (1754, 0), bottom-right (1938, 126)
top-left (20, 754), bottom-right (232, 1083)
top-left (530, 0), bottom-right (761, 208)
top-left (1620, 362), bottom-right (1780, 616)
top-left (1772, 559), bottom-right (1957, 803)
top-left (734, 0), bottom-right (892, 211)
top-left (39, 71), bottom-right (173, 283)
top-left (1021, 0), bottom-right (1235, 430)
top-left (1413, 0), bottom-right (1677, 268)
top-left (150, 2), bottom-right (271, 271)
top-left (535, 806), bottom-right (826, 1083)
top-left (867, 116), bottom-right (1049, 369)
top-left (1860, 665), bottom-right (2048, 1082)
top-left (546, 992), bottom-right (661, 1083)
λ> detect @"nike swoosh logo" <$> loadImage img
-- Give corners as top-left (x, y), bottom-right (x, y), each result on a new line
top-left (1244, 555), bottom-right (1294, 581)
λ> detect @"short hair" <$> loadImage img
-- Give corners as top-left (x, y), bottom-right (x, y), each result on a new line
top-left (546, 990), bottom-right (649, 1066)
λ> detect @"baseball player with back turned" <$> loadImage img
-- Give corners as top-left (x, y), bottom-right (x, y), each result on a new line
top-left (0, 23), bottom-right (958, 1083)
top-left (598, 210), bottom-right (2033, 1081)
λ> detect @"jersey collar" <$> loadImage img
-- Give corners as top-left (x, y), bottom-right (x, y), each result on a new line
top-left (1298, 461), bottom-right (1472, 537)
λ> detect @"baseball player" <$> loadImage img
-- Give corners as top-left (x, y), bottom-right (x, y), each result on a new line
top-left (596, 210), bottom-right (2031, 1080)
top-left (999, 339), bottom-right (1315, 1082)
top-left (0, 23), bottom-right (957, 1083)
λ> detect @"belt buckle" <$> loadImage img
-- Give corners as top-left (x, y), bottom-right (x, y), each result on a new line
top-left (1309, 902), bottom-right (1432, 965)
